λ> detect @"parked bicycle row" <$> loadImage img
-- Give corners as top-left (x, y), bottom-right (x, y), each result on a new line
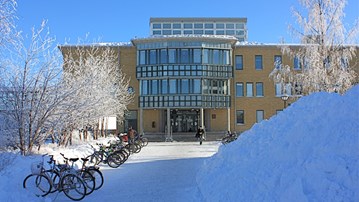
top-left (23, 134), bottom-right (148, 201)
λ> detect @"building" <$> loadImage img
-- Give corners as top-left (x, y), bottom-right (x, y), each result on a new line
top-left (59, 17), bottom-right (359, 141)
top-left (150, 17), bottom-right (247, 42)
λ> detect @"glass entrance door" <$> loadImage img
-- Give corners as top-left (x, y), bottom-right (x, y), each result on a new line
top-left (171, 110), bottom-right (199, 132)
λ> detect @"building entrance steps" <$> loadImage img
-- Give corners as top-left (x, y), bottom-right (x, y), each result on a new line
top-left (142, 131), bottom-right (228, 142)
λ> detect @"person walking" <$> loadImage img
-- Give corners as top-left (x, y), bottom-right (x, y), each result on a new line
top-left (196, 126), bottom-right (205, 145)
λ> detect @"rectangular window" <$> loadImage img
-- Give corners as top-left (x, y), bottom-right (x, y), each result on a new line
top-left (169, 79), bottom-right (177, 94)
top-left (152, 23), bottom-right (161, 29)
top-left (216, 30), bottom-right (225, 35)
top-left (168, 49), bottom-right (176, 63)
top-left (139, 50), bottom-right (146, 65)
top-left (203, 49), bottom-right (209, 64)
top-left (274, 55), bottom-right (282, 69)
top-left (275, 83), bottom-right (282, 96)
top-left (151, 80), bottom-right (158, 95)
top-left (193, 49), bottom-right (201, 63)
top-left (216, 23), bottom-right (224, 29)
top-left (183, 30), bottom-right (193, 34)
top-left (193, 79), bottom-right (201, 93)
top-left (255, 55), bottom-right (263, 70)
top-left (236, 82), bottom-right (244, 97)
top-left (160, 49), bottom-right (168, 63)
top-left (194, 30), bottom-right (204, 34)
top-left (205, 23), bottom-right (214, 29)
top-left (256, 110), bottom-right (264, 123)
top-left (235, 55), bottom-right (243, 70)
top-left (141, 80), bottom-right (148, 95)
top-left (194, 23), bottom-right (203, 29)
top-left (163, 30), bottom-right (171, 35)
top-left (173, 30), bottom-right (181, 35)
top-left (236, 110), bottom-right (244, 124)
top-left (184, 23), bottom-right (193, 29)
top-left (294, 56), bottom-right (301, 70)
top-left (181, 79), bottom-right (189, 94)
top-left (180, 49), bottom-right (189, 63)
top-left (163, 23), bottom-right (171, 29)
top-left (226, 24), bottom-right (235, 29)
top-left (204, 30), bottom-right (214, 35)
top-left (149, 50), bottom-right (157, 64)
top-left (152, 30), bottom-right (161, 35)
top-left (173, 23), bottom-right (181, 29)
top-left (246, 83), bottom-right (253, 97)
top-left (256, 82), bottom-right (263, 97)
top-left (162, 80), bottom-right (168, 94)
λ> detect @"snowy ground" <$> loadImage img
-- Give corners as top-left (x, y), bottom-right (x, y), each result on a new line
top-left (0, 85), bottom-right (358, 202)
top-left (0, 141), bottom-right (220, 202)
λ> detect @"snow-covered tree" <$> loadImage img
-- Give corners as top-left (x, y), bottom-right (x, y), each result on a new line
top-left (271, 0), bottom-right (358, 95)
top-left (58, 43), bottom-right (134, 144)
top-left (0, 21), bottom-right (64, 155)
top-left (0, 0), bottom-right (17, 47)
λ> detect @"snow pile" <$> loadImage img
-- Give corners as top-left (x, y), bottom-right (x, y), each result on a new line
top-left (197, 85), bottom-right (359, 201)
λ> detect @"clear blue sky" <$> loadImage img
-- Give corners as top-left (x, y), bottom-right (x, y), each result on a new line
top-left (16, 0), bottom-right (358, 44)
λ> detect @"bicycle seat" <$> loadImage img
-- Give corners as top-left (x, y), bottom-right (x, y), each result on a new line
top-left (70, 158), bottom-right (79, 162)
top-left (81, 158), bottom-right (89, 162)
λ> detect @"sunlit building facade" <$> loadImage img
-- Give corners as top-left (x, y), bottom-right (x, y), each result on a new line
top-left (60, 17), bottom-right (359, 141)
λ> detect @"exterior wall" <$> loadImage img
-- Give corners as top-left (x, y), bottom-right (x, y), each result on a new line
top-left (232, 45), bottom-right (297, 133)
top-left (207, 109), bottom-right (228, 132)
top-left (142, 109), bottom-right (161, 132)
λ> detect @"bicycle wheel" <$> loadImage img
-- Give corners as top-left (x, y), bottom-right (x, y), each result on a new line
top-left (61, 173), bottom-right (87, 201)
top-left (87, 167), bottom-right (104, 190)
top-left (79, 170), bottom-right (95, 195)
top-left (44, 170), bottom-right (61, 193)
top-left (141, 137), bottom-right (148, 146)
top-left (107, 153), bottom-right (121, 168)
top-left (23, 174), bottom-right (51, 197)
top-left (89, 153), bottom-right (102, 166)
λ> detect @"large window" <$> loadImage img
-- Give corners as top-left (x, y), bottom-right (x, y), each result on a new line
top-left (236, 82), bottom-right (244, 97)
top-left (255, 55), bottom-right (263, 70)
top-left (235, 55), bottom-right (243, 70)
top-left (256, 82), bottom-right (263, 97)
top-left (236, 110), bottom-right (244, 124)
top-left (274, 55), bottom-right (282, 69)
top-left (246, 83), bottom-right (253, 97)
top-left (256, 110), bottom-right (264, 123)
top-left (294, 56), bottom-right (301, 70)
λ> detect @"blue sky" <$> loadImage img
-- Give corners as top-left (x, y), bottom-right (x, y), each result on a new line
top-left (16, 0), bottom-right (358, 44)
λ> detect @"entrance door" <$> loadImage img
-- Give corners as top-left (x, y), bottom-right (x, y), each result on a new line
top-left (171, 110), bottom-right (199, 132)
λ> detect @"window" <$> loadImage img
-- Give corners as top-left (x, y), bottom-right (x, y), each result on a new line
top-left (294, 56), bottom-right (301, 70)
top-left (226, 24), bottom-right (234, 29)
top-left (256, 110), bottom-right (264, 123)
top-left (173, 30), bottom-right (181, 35)
top-left (193, 79), bottom-right (201, 93)
top-left (235, 55), bottom-right (243, 70)
top-left (205, 23), bottom-right (214, 29)
top-left (149, 50), bottom-right (157, 64)
top-left (169, 49), bottom-right (176, 63)
top-left (216, 30), bottom-right (225, 35)
top-left (153, 23), bottom-right (161, 29)
top-left (256, 82), bottom-right (263, 97)
top-left (226, 30), bottom-right (235, 35)
top-left (274, 55), bottom-right (282, 69)
top-left (169, 79), bottom-right (177, 94)
top-left (246, 83), bottom-right (253, 97)
top-left (163, 23), bottom-right (171, 29)
top-left (193, 49), bottom-right (201, 63)
top-left (236, 82), bottom-right (244, 97)
top-left (216, 23), bottom-right (224, 29)
top-left (184, 23), bottom-right (193, 29)
top-left (141, 80), bottom-right (148, 95)
top-left (183, 30), bottom-right (193, 34)
top-left (255, 55), bottom-right (263, 70)
top-left (151, 80), bottom-right (158, 94)
top-left (139, 50), bottom-right (146, 65)
top-left (236, 110), bottom-right (244, 124)
top-left (173, 23), bottom-right (181, 29)
top-left (205, 30), bottom-right (214, 35)
top-left (275, 83), bottom-right (292, 96)
top-left (162, 80), bottom-right (168, 94)
top-left (194, 30), bottom-right (204, 34)
top-left (163, 30), bottom-right (171, 35)
top-left (194, 23), bottom-right (203, 29)
top-left (180, 49), bottom-right (189, 63)
top-left (181, 79), bottom-right (189, 94)
top-left (160, 49), bottom-right (168, 63)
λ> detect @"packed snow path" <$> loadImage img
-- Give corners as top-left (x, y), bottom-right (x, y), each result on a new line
top-left (54, 141), bottom-right (220, 202)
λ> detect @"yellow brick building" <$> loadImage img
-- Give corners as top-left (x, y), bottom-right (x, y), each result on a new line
top-left (60, 18), bottom-right (359, 141)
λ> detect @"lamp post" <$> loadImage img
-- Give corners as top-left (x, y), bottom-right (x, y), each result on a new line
top-left (281, 94), bottom-right (289, 109)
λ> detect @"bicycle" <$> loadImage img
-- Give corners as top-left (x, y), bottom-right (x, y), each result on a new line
top-left (80, 156), bottom-right (104, 190)
top-left (60, 153), bottom-right (96, 196)
top-left (221, 131), bottom-right (238, 144)
top-left (23, 154), bottom-right (52, 197)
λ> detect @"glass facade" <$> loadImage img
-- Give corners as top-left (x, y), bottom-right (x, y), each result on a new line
top-left (134, 38), bottom-right (234, 109)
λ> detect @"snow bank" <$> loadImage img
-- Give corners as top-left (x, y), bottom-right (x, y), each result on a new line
top-left (197, 85), bottom-right (359, 202)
